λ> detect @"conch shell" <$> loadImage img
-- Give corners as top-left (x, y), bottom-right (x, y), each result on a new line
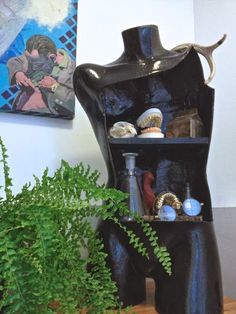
top-left (108, 121), bottom-right (137, 138)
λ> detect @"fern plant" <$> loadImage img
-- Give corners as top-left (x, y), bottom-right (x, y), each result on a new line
top-left (0, 137), bottom-right (171, 314)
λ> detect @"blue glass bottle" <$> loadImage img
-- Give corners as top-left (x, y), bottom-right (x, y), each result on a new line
top-left (119, 152), bottom-right (145, 221)
top-left (182, 182), bottom-right (201, 216)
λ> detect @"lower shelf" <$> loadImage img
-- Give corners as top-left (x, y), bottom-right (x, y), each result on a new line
top-left (143, 215), bottom-right (203, 222)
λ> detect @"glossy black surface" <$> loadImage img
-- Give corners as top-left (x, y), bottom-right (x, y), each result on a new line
top-left (73, 25), bottom-right (214, 220)
top-left (98, 220), bottom-right (223, 314)
top-left (73, 25), bottom-right (222, 313)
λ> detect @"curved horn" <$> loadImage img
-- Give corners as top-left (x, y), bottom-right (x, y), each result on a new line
top-left (172, 34), bottom-right (227, 85)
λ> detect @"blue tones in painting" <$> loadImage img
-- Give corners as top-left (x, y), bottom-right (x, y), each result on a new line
top-left (0, 0), bottom-right (77, 111)
top-left (0, 34), bottom-right (25, 65)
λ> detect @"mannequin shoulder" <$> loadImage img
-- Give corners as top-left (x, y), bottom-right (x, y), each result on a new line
top-left (73, 63), bottom-right (107, 90)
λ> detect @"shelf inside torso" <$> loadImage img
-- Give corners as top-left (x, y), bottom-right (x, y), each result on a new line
top-left (109, 137), bottom-right (208, 144)
top-left (109, 137), bottom-right (209, 153)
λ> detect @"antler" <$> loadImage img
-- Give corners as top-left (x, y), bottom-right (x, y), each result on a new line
top-left (172, 34), bottom-right (227, 85)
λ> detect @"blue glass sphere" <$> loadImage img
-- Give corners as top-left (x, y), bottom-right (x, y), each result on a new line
top-left (158, 205), bottom-right (177, 221)
top-left (182, 198), bottom-right (201, 216)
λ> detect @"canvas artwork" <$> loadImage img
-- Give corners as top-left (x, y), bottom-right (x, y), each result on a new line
top-left (0, 0), bottom-right (77, 119)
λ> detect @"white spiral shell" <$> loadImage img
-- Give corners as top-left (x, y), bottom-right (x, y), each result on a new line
top-left (108, 121), bottom-right (137, 138)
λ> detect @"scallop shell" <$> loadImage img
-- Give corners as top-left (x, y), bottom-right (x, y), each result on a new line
top-left (137, 108), bottom-right (163, 129)
top-left (108, 121), bottom-right (137, 138)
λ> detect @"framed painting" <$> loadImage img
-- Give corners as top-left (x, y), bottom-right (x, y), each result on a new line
top-left (0, 0), bottom-right (77, 119)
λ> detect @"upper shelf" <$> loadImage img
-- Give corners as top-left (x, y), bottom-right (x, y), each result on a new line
top-left (109, 137), bottom-right (209, 145)
top-left (109, 137), bottom-right (209, 153)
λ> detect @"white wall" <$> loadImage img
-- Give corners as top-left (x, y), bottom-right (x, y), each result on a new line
top-left (78, 0), bottom-right (194, 65)
top-left (194, 0), bottom-right (236, 299)
top-left (194, 0), bottom-right (236, 208)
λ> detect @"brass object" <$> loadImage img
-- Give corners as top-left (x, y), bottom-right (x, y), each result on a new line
top-left (153, 191), bottom-right (182, 214)
top-left (166, 108), bottom-right (204, 138)
top-left (172, 34), bottom-right (226, 84)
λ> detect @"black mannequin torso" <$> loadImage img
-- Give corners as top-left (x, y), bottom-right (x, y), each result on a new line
top-left (73, 25), bottom-right (212, 217)
top-left (73, 25), bottom-right (223, 314)
top-left (74, 25), bottom-right (192, 90)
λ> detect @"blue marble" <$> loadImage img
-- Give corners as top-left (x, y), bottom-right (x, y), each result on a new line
top-left (158, 205), bottom-right (177, 221)
top-left (182, 198), bottom-right (201, 216)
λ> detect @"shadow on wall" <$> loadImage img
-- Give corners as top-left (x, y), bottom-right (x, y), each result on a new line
top-left (213, 207), bottom-right (236, 299)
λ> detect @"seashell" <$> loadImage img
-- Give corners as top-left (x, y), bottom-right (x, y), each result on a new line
top-left (142, 171), bottom-right (155, 212)
top-left (137, 108), bottom-right (163, 129)
top-left (108, 121), bottom-right (137, 138)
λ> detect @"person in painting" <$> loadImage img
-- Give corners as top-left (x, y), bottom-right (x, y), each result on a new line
top-left (7, 34), bottom-right (75, 117)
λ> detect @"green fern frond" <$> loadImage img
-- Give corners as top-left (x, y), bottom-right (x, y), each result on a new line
top-left (0, 139), bottom-right (172, 313)
top-left (0, 137), bottom-right (13, 201)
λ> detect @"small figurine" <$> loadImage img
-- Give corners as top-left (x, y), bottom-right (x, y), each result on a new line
top-left (137, 108), bottom-right (164, 138)
top-left (108, 121), bottom-right (137, 138)
top-left (142, 171), bottom-right (156, 214)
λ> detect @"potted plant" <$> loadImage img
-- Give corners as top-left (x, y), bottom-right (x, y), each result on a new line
top-left (0, 137), bottom-right (171, 314)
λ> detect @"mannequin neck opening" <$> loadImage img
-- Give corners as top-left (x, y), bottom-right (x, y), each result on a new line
top-left (121, 25), bottom-right (170, 61)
